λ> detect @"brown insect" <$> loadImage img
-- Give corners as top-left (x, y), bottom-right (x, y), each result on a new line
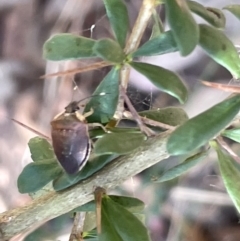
top-left (11, 94), bottom-right (107, 175)
top-left (51, 95), bottom-right (107, 175)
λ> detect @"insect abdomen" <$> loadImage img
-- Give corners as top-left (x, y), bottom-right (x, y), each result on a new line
top-left (51, 116), bottom-right (91, 174)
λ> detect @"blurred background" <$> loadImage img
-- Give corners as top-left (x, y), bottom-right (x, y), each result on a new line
top-left (0, 0), bottom-right (240, 240)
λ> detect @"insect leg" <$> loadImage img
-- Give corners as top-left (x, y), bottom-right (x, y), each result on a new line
top-left (83, 108), bottom-right (94, 118)
top-left (88, 123), bottom-right (108, 133)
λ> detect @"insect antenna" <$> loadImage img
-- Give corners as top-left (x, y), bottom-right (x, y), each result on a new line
top-left (64, 92), bottom-right (110, 113)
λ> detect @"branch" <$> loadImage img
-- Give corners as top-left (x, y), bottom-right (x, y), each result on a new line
top-left (125, 0), bottom-right (156, 55)
top-left (114, 0), bottom-right (156, 120)
top-left (0, 131), bottom-right (170, 240)
top-left (69, 212), bottom-right (85, 241)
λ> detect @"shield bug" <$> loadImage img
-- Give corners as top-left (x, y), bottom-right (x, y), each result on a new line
top-left (51, 95), bottom-right (107, 175)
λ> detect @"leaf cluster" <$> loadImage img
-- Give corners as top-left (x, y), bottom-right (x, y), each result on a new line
top-left (15, 1), bottom-right (240, 240)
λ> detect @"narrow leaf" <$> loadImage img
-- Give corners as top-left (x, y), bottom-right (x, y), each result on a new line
top-left (99, 195), bottom-right (150, 241)
top-left (165, 0), bottom-right (199, 56)
top-left (199, 24), bottom-right (240, 79)
top-left (139, 107), bottom-right (188, 126)
top-left (188, 1), bottom-right (226, 28)
top-left (154, 151), bottom-right (208, 182)
top-left (100, 204), bottom-right (122, 241)
top-left (103, 0), bottom-right (129, 48)
top-left (222, 128), bottom-right (240, 143)
top-left (94, 132), bottom-right (146, 155)
top-left (150, 9), bottom-right (164, 39)
top-left (133, 31), bottom-right (178, 57)
top-left (167, 95), bottom-right (240, 155)
top-left (83, 230), bottom-right (98, 240)
top-left (110, 195), bottom-right (145, 213)
top-left (223, 5), bottom-right (240, 21)
top-left (83, 213), bottom-right (97, 233)
top-left (28, 137), bottom-right (55, 162)
top-left (84, 67), bottom-right (119, 124)
top-left (130, 62), bottom-right (188, 104)
top-left (53, 155), bottom-right (117, 191)
top-left (93, 39), bottom-right (125, 63)
top-left (213, 141), bottom-right (240, 213)
top-left (89, 126), bottom-right (141, 139)
top-left (17, 159), bottom-right (62, 193)
top-left (43, 34), bottom-right (96, 60)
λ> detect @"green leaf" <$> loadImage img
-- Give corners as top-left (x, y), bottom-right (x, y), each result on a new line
top-left (139, 107), bottom-right (188, 126)
top-left (53, 155), bottom-right (117, 191)
top-left (84, 67), bottom-right (119, 123)
top-left (150, 9), bottom-right (164, 39)
top-left (154, 150), bottom-right (208, 182)
top-left (99, 195), bottom-right (150, 241)
top-left (222, 128), bottom-right (240, 143)
top-left (83, 213), bottom-right (97, 232)
top-left (212, 141), bottom-right (240, 213)
top-left (223, 5), bottom-right (240, 21)
top-left (74, 201), bottom-right (96, 212)
top-left (100, 207), bottom-right (122, 241)
top-left (165, 0), bottom-right (199, 56)
top-left (103, 0), bottom-right (129, 48)
top-left (188, 1), bottom-right (226, 28)
top-left (83, 229), bottom-right (98, 240)
top-left (110, 195), bottom-right (145, 213)
top-left (73, 195), bottom-right (145, 213)
top-left (130, 62), bottom-right (188, 104)
top-left (199, 24), bottom-right (240, 79)
top-left (167, 95), bottom-right (240, 155)
top-left (17, 159), bottom-right (62, 193)
top-left (94, 132), bottom-right (146, 155)
top-left (43, 34), bottom-right (96, 61)
top-left (28, 137), bottom-right (55, 162)
top-left (133, 31), bottom-right (178, 57)
top-left (18, 137), bottom-right (63, 193)
top-left (93, 39), bottom-right (125, 63)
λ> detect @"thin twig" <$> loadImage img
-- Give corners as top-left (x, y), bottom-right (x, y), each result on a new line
top-left (121, 87), bottom-right (155, 137)
top-left (202, 80), bottom-right (240, 93)
top-left (69, 212), bottom-right (85, 241)
top-left (216, 136), bottom-right (240, 164)
top-left (94, 187), bottom-right (106, 234)
top-left (40, 61), bottom-right (112, 79)
top-left (123, 110), bottom-right (175, 130)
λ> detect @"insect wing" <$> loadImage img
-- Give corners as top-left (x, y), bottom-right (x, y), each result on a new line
top-left (51, 117), bottom-right (91, 174)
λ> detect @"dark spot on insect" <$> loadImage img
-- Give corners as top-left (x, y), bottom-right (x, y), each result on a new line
top-left (222, 44), bottom-right (227, 51)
